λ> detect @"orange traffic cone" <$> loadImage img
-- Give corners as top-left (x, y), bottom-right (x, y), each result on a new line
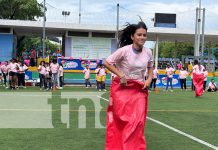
top-left (155, 88), bottom-right (159, 94)
top-left (52, 85), bottom-right (56, 91)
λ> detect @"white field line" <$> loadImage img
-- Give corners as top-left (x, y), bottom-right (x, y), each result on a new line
top-left (1, 94), bottom-right (217, 149)
top-left (98, 95), bottom-right (218, 150)
top-left (97, 95), bottom-right (109, 101)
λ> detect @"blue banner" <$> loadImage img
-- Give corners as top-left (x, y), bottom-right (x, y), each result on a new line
top-left (156, 74), bottom-right (181, 87)
top-left (57, 58), bottom-right (102, 70)
top-left (25, 71), bottom-right (32, 80)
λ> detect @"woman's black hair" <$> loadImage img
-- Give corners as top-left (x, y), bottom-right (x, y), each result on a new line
top-left (20, 61), bottom-right (24, 66)
top-left (118, 21), bottom-right (148, 48)
top-left (12, 58), bottom-right (17, 63)
top-left (194, 60), bottom-right (199, 65)
top-left (52, 59), bottom-right (57, 64)
top-left (40, 61), bottom-right (45, 66)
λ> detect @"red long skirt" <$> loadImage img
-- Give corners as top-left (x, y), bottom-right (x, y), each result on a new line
top-left (105, 77), bottom-right (148, 150)
top-left (193, 73), bottom-right (204, 97)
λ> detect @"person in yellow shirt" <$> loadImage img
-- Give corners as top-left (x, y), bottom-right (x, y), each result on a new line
top-left (188, 61), bottom-right (194, 90)
top-left (95, 65), bottom-right (101, 91)
top-left (188, 61), bottom-right (193, 72)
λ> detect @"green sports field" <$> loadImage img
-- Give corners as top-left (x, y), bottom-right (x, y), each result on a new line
top-left (0, 86), bottom-right (217, 150)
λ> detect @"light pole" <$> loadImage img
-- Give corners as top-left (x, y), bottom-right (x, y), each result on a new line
top-left (116, 3), bottom-right (119, 48)
top-left (62, 11), bottom-right (70, 23)
top-left (79, 0), bottom-right (81, 24)
top-left (197, 0), bottom-right (201, 56)
top-left (194, 0), bottom-right (204, 57)
top-left (42, 0), bottom-right (46, 58)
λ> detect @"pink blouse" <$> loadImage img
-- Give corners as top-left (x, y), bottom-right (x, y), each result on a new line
top-left (83, 68), bottom-right (90, 79)
top-left (106, 44), bottom-right (153, 82)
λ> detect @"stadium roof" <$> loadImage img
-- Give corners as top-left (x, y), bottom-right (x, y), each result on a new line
top-left (1, 19), bottom-right (218, 43)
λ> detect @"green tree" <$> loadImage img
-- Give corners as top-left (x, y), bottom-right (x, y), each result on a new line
top-left (159, 42), bottom-right (194, 59)
top-left (0, 0), bottom-right (43, 20)
top-left (0, 0), bottom-right (46, 57)
top-left (17, 37), bottom-right (60, 58)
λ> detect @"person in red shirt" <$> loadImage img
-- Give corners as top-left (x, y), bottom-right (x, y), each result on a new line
top-left (30, 49), bottom-right (36, 66)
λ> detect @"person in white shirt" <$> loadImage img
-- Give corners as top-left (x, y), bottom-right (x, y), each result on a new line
top-left (179, 67), bottom-right (188, 91)
top-left (83, 64), bottom-right (92, 88)
top-left (45, 62), bottom-right (51, 90)
top-left (18, 61), bottom-right (28, 88)
top-left (58, 63), bottom-right (64, 89)
top-left (0, 62), bottom-right (2, 85)
top-left (38, 61), bottom-right (46, 90)
top-left (165, 63), bottom-right (175, 92)
top-left (203, 68), bottom-right (208, 92)
top-left (1, 61), bottom-right (8, 88)
top-left (8, 59), bottom-right (19, 90)
top-left (207, 79), bottom-right (217, 92)
top-left (50, 59), bottom-right (59, 90)
top-left (150, 66), bottom-right (159, 90)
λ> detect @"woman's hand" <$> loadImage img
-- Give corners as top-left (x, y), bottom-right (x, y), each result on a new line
top-left (120, 75), bottom-right (127, 86)
top-left (142, 79), bottom-right (152, 90)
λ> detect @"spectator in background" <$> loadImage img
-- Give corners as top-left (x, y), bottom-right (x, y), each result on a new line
top-left (52, 52), bottom-right (57, 57)
top-left (56, 50), bottom-right (62, 57)
top-left (58, 63), bottom-right (64, 89)
top-left (98, 65), bottom-right (107, 91)
top-left (95, 64), bottom-right (101, 91)
top-left (179, 67), bottom-right (188, 91)
top-left (18, 61), bottom-right (28, 88)
top-left (38, 61), bottom-right (46, 90)
top-left (165, 63), bottom-right (175, 92)
top-left (30, 49), bottom-right (36, 66)
top-left (45, 62), bottom-right (51, 91)
top-left (0, 62), bottom-right (2, 85)
top-left (215, 62), bottom-right (218, 71)
top-left (83, 64), bottom-right (92, 88)
top-left (22, 49), bottom-right (28, 60)
top-left (203, 68), bottom-right (208, 92)
top-left (150, 65), bottom-right (159, 91)
top-left (8, 59), bottom-right (19, 90)
top-left (207, 79), bottom-right (217, 92)
top-left (50, 59), bottom-right (59, 90)
top-left (188, 61), bottom-right (195, 91)
top-left (1, 61), bottom-right (8, 88)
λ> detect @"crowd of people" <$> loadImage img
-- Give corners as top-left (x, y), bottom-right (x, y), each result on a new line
top-left (21, 48), bottom-right (62, 67)
top-left (0, 57), bottom-right (110, 92)
top-left (0, 59), bottom-right (28, 89)
top-left (0, 58), bottom-right (64, 91)
top-left (82, 64), bottom-right (108, 91)
top-left (37, 59), bottom-right (64, 91)
top-left (148, 60), bottom-right (217, 93)
top-left (0, 58), bottom-right (217, 93)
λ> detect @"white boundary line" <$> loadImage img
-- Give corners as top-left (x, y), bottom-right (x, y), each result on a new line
top-left (97, 95), bottom-right (109, 101)
top-left (98, 95), bottom-right (218, 150)
top-left (147, 117), bottom-right (218, 150)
